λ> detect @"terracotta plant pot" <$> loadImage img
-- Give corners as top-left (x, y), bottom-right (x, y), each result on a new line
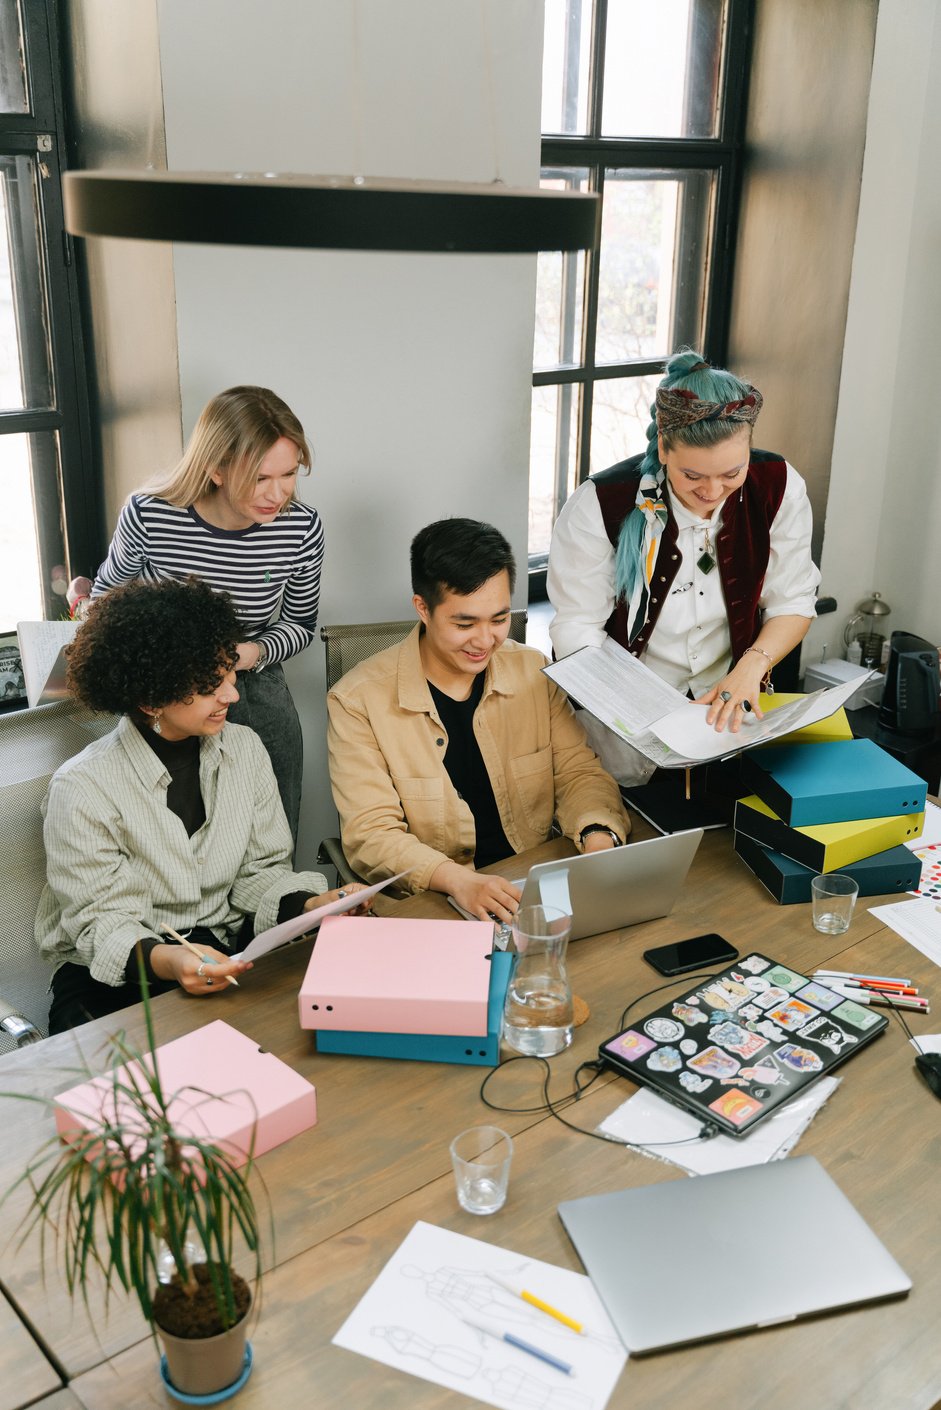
top-left (159, 1307), bottom-right (251, 1397)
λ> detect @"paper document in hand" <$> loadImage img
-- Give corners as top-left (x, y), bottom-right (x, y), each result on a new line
top-left (16, 619), bottom-right (79, 707)
top-left (545, 639), bottom-right (874, 766)
top-left (239, 870), bottom-right (409, 962)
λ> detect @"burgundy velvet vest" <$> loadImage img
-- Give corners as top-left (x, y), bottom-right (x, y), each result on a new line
top-left (592, 450), bottom-right (788, 663)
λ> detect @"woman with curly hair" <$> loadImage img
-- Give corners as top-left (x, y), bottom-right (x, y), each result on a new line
top-left (547, 349), bottom-right (819, 785)
top-left (37, 578), bottom-right (367, 1034)
top-left (72, 386), bottom-right (324, 844)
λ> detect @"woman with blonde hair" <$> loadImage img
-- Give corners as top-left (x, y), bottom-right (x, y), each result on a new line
top-left (82, 385), bottom-right (324, 842)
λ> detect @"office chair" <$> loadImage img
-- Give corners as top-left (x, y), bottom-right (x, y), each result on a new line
top-left (317, 612), bottom-right (528, 882)
top-left (0, 699), bottom-right (116, 1052)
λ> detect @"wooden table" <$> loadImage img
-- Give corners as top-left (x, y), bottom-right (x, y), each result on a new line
top-left (1, 818), bottom-right (939, 1410)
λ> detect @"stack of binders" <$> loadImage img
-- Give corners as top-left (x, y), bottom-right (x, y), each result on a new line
top-left (298, 915), bottom-right (510, 1066)
top-left (733, 737), bottom-right (926, 904)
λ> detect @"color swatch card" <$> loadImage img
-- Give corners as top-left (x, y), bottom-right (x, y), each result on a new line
top-left (333, 1221), bottom-right (628, 1409)
top-left (741, 739), bottom-right (927, 826)
top-left (299, 915), bottom-right (495, 1034)
top-left (55, 1020), bottom-right (317, 1166)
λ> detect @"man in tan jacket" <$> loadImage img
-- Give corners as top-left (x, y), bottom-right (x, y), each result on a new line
top-left (327, 518), bottom-right (629, 922)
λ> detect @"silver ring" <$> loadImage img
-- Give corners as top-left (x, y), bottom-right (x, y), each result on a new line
top-left (205, 976), bottom-right (214, 987)
top-left (197, 961), bottom-right (206, 977)
top-left (719, 690), bottom-right (732, 703)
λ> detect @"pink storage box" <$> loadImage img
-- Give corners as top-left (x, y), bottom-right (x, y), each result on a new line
top-left (298, 915), bottom-right (494, 1035)
top-left (54, 1019), bottom-right (317, 1167)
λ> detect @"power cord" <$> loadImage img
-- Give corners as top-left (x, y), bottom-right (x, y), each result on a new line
top-left (479, 969), bottom-right (727, 1149)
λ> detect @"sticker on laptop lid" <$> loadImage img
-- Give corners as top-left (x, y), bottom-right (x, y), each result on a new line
top-left (698, 977), bottom-right (751, 1011)
top-left (707, 1022), bottom-right (769, 1060)
top-left (679, 1038), bottom-right (698, 1056)
top-left (752, 986), bottom-right (790, 1011)
top-left (748, 1017), bottom-right (787, 1043)
top-left (743, 976), bottom-right (772, 994)
top-left (687, 1046), bottom-right (740, 1079)
top-left (795, 981), bottom-right (844, 1012)
top-left (767, 999), bottom-right (816, 1032)
top-left (644, 1017), bottom-right (684, 1043)
top-left (672, 1002), bottom-right (708, 1027)
top-left (797, 1015), bottom-right (859, 1055)
top-left (833, 999), bottom-right (882, 1031)
top-left (764, 965), bottom-right (807, 992)
top-left (739, 954), bottom-right (771, 974)
top-left (604, 1029), bottom-right (656, 1061)
top-left (738, 1003), bottom-right (761, 1021)
top-left (647, 1045), bottom-right (683, 1073)
top-left (774, 1043), bottom-right (823, 1073)
top-left (740, 1057), bottom-right (785, 1086)
top-left (679, 1071), bottom-right (713, 1094)
top-left (708, 1090), bottom-right (764, 1127)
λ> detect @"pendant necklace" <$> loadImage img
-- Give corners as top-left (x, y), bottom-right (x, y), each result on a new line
top-left (697, 527), bottom-right (716, 575)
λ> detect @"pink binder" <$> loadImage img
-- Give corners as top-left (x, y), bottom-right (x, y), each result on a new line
top-left (298, 915), bottom-right (494, 1035)
top-left (54, 1020), bottom-right (317, 1167)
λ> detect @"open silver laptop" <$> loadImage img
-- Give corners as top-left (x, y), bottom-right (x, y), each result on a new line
top-left (558, 1156), bottom-right (911, 1355)
top-left (451, 828), bottom-right (702, 940)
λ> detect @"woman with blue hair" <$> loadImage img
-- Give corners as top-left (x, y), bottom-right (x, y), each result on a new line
top-left (546, 350), bottom-right (819, 785)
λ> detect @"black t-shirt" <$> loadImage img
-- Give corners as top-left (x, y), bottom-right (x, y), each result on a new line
top-left (428, 675), bottom-right (513, 869)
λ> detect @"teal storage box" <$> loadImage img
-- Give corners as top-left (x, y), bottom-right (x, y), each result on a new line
top-left (315, 950), bottom-right (512, 1065)
top-left (734, 832), bottom-right (923, 904)
top-left (740, 739), bottom-right (927, 826)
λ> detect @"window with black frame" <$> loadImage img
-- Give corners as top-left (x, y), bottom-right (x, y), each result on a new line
top-left (529, 0), bottom-right (752, 580)
top-left (0, 0), bottom-right (97, 645)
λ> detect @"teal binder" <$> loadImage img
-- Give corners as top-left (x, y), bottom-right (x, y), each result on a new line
top-left (734, 833), bottom-right (923, 904)
top-left (740, 739), bottom-right (927, 826)
top-left (315, 951), bottom-right (512, 1066)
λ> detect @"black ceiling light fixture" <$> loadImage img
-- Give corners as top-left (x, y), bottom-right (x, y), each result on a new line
top-left (63, 169), bottom-right (599, 254)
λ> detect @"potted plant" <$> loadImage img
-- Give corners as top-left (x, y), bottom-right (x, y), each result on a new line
top-left (4, 977), bottom-right (263, 1402)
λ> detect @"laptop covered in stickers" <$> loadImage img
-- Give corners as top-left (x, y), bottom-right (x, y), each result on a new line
top-left (599, 952), bottom-right (888, 1137)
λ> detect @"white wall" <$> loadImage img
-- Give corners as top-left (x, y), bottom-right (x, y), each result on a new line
top-left (155, 0), bottom-right (543, 863)
top-left (808, 0), bottom-right (941, 669)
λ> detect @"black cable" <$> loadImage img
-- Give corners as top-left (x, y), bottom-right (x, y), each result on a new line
top-left (478, 969), bottom-right (729, 1150)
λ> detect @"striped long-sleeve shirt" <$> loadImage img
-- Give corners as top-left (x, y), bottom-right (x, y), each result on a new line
top-left (91, 493), bottom-right (325, 666)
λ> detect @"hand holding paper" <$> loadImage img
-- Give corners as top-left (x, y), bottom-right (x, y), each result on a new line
top-left (240, 871), bottom-right (409, 962)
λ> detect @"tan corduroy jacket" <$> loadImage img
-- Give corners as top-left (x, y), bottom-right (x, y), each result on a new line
top-left (326, 625), bottom-right (629, 894)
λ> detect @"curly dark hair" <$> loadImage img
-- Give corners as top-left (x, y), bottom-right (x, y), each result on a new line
top-left (66, 579), bottom-right (240, 714)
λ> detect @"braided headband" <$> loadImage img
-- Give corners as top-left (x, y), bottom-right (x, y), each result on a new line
top-left (656, 384), bottom-right (763, 437)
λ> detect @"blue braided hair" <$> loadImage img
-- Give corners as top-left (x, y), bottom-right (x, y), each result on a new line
top-left (612, 349), bottom-right (754, 604)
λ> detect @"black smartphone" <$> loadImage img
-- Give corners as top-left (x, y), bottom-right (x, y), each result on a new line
top-left (643, 933), bottom-right (738, 977)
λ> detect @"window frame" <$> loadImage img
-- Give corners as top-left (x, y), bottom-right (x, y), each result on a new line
top-left (0, 0), bottom-right (99, 621)
top-left (530, 0), bottom-right (754, 583)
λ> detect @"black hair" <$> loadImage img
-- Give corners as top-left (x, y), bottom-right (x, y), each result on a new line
top-left (66, 578), bottom-right (240, 714)
top-left (410, 518), bottom-right (517, 609)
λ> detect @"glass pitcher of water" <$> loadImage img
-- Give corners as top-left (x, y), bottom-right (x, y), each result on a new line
top-left (502, 904), bottom-right (573, 1057)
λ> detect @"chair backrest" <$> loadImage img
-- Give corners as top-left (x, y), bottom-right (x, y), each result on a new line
top-left (320, 611), bottom-right (528, 692)
top-left (0, 699), bottom-right (116, 1051)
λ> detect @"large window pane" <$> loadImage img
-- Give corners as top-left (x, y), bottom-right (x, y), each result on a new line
top-left (0, 155), bottom-right (54, 410)
top-left (589, 374), bottom-right (660, 475)
top-left (602, 0), bottom-right (725, 138)
top-left (541, 0), bottom-right (592, 136)
top-left (0, 1), bottom-right (28, 114)
top-left (0, 431), bottom-right (65, 630)
top-left (596, 168), bottom-right (714, 365)
top-left (529, 383), bottom-right (580, 557)
top-left (534, 172), bottom-right (588, 372)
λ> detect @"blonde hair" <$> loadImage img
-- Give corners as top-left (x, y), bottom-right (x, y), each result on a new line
top-left (143, 386), bottom-right (312, 509)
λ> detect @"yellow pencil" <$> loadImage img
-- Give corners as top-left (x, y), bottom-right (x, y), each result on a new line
top-left (487, 1272), bottom-right (586, 1334)
top-left (159, 922), bottom-right (239, 987)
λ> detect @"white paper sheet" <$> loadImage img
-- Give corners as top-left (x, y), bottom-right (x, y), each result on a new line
top-left (16, 619), bottom-right (78, 707)
top-left (869, 896), bottom-right (941, 968)
top-left (239, 871), bottom-right (409, 961)
top-left (907, 800), bottom-right (941, 852)
top-left (544, 640), bottom-right (872, 765)
top-left (333, 1221), bottom-right (628, 1409)
top-left (597, 1078), bottom-right (839, 1177)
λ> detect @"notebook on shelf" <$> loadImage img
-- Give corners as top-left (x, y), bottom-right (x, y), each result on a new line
top-left (599, 951), bottom-right (888, 1138)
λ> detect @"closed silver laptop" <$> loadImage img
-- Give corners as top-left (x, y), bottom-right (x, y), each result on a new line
top-left (558, 1156), bottom-right (911, 1354)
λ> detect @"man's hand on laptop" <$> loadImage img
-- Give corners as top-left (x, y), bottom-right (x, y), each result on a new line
top-left (433, 860), bottom-right (521, 923)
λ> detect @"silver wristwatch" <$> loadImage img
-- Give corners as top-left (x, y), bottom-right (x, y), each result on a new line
top-left (252, 639), bottom-right (269, 672)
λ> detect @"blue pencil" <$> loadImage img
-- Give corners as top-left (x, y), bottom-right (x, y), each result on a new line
top-left (459, 1311), bottom-right (575, 1375)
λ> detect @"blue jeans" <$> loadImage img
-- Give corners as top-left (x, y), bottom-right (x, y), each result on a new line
top-left (227, 662), bottom-right (302, 846)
